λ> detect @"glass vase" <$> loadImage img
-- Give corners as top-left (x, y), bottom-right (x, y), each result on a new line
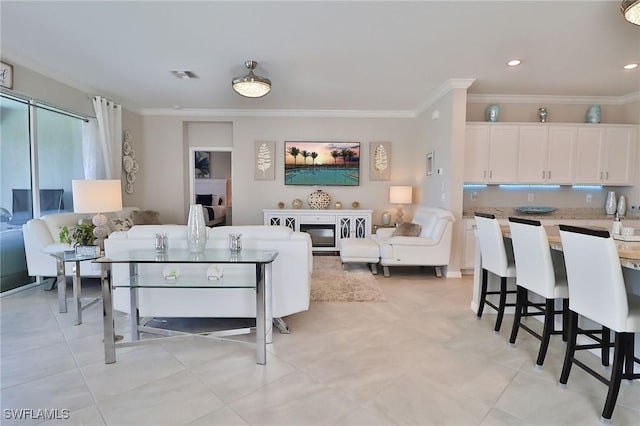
top-left (187, 204), bottom-right (207, 253)
top-left (605, 191), bottom-right (617, 215)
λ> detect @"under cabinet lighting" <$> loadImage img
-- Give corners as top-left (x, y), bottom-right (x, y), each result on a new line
top-left (498, 185), bottom-right (560, 190)
top-left (463, 184), bottom-right (487, 189)
top-left (571, 185), bottom-right (603, 190)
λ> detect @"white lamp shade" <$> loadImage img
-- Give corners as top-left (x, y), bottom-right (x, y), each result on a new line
top-left (72, 179), bottom-right (123, 213)
top-left (389, 186), bottom-right (412, 204)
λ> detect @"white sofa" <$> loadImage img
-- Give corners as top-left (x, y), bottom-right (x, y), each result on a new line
top-left (372, 206), bottom-right (455, 277)
top-left (105, 225), bottom-right (312, 326)
top-left (22, 207), bottom-right (139, 280)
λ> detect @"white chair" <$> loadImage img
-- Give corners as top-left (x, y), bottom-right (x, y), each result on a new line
top-left (373, 207), bottom-right (454, 277)
top-left (508, 217), bottom-right (569, 366)
top-left (474, 213), bottom-right (517, 332)
top-left (558, 224), bottom-right (640, 421)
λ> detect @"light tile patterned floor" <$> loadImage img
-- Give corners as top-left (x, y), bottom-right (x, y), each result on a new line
top-left (1, 264), bottom-right (639, 425)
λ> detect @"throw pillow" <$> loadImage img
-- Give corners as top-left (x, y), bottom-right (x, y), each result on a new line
top-left (110, 216), bottom-right (134, 231)
top-left (392, 222), bottom-right (422, 237)
top-left (196, 194), bottom-right (213, 206)
top-left (131, 210), bottom-right (162, 225)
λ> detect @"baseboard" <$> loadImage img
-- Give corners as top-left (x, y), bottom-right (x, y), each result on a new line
top-left (445, 269), bottom-right (462, 278)
top-left (0, 280), bottom-right (41, 297)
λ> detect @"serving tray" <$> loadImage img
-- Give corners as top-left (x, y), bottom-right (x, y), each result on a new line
top-left (514, 206), bottom-right (557, 215)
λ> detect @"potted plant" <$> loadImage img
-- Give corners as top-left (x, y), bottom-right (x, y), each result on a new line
top-left (59, 223), bottom-right (96, 251)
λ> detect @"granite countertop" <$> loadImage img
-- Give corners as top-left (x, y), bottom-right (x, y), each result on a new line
top-left (462, 207), bottom-right (640, 220)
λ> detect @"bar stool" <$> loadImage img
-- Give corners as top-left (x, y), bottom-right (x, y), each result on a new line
top-left (474, 213), bottom-right (517, 332)
top-left (558, 225), bottom-right (640, 421)
top-left (507, 217), bottom-right (569, 366)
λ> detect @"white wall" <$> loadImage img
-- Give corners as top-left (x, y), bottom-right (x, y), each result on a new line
top-left (7, 63), bottom-right (94, 117)
top-left (137, 114), bottom-right (421, 225)
top-left (417, 88), bottom-right (468, 275)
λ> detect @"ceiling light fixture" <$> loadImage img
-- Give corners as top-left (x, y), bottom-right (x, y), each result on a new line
top-left (621, 1), bottom-right (640, 25)
top-left (623, 63), bottom-right (639, 70)
top-left (506, 59), bottom-right (522, 67)
top-left (232, 60), bottom-right (271, 98)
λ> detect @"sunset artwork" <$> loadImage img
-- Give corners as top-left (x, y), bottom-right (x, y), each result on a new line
top-left (284, 141), bottom-right (360, 186)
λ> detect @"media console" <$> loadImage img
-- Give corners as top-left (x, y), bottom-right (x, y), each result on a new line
top-left (263, 209), bottom-right (372, 252)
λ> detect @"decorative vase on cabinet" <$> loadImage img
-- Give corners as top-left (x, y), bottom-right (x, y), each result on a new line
top-left (187, 204), bottom-right (207, 253)
top-left (605, 191), bottom-right (617, 215)
top-left (485, 104), bottom-right (500, 122)
top-left (586, 105), bottom-right (601, 123)
top-left (308, 189), bottom-right (331, 209)
top-left (538, 108), bottom-right (548, 123)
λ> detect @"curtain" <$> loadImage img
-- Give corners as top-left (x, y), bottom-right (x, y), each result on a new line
top-left (81, 118), bottom-right (104, 179)
top-left (91, 96), bottom-right (122, 179)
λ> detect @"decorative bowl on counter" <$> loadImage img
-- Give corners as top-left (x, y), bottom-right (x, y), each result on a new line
top-left (514, 206), bottom-right (557, 215)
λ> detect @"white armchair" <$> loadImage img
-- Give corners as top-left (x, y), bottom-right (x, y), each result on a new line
top-left (22, 207), bottom-right (139, 281)
top-left (372, 206), bottom-right (455, 277)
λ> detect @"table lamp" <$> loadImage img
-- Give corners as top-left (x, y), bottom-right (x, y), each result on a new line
top-left (72, 179), bottom-right (123, 248)
top-left (389, 185), bottom-right (412, 224)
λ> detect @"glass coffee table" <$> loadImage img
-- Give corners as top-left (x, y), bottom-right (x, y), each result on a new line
top-left (50, 251), bottom-right (102, 325)
top-left (95, 248), bottom-right (278, 365)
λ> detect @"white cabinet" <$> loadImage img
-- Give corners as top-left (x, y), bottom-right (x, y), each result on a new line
top-left (602, 127), bottom-right (635, 185)
top-left (547, 126), bottom-right (577, 184)
top-left (263, 209), bottom-right (372, 252)
top-left (517, 126), bottom-right (548, 183)
top-left (465, 124), bottom-right (518, 183)
top-left (466, 123), bottom-right (637, 186)
top-left (264, 212), bottom-right (298, 230)
top-left (462, 219), bottom-right (476, 270)
top-left (336, 214), bottom-right (370, 248)
top-left (574, 126), bottom-right (635, 185)
top-left (517, 126), bottom-right (576, 184)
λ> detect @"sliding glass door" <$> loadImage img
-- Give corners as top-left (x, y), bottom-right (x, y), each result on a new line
top-left (0, 94), bottom-right (84, 292)
top-left (0, 96), bottom-right (32, 291)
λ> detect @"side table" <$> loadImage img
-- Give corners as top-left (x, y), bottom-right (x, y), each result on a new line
top-left (50, 251), bottom-right (102, 325)
top-left (372, 224), bottom-right (397, 233)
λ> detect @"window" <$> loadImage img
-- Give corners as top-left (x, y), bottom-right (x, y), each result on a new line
top-left (0, 93), bottom-right (85, 292)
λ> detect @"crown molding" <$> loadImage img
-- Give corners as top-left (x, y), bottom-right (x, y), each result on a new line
top-left (415, 78), bottom-right (476, 115)
top-left (467, 92), bottom-right (640, 106)
top-left (139, 108), bottom-right (416, 118)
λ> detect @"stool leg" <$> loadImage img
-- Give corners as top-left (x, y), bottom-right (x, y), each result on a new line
top-left (536, 298), bottom-right (555, 366)
top-left (602, 332), bottom-right (627, 420)
top-left (562, 298), bottom-right (569, 342)
top-left (602, 327), bottom-right (611, 367)
top-left (477, 268), bottom-right (488, 318)
top-left (509, 286), bottom-right (524, 344)
top-left (624, 335), bottom-right (634, 377)
top-left (494, 276), bottom-right (508, 332)
top-left (560, 310), bottom-right (579, 384)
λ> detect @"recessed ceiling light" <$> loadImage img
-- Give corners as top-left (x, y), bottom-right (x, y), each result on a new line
top-left (623, 63), bottom-right (639, 70)
top-left (506, 59), bottom-right (522, 67)
top-left (170, 70), bottom-right (198, 79)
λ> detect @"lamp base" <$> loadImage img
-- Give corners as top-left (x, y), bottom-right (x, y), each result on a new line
top-left (92, 213), bottom-right (109, 249)
top-left (395, 206), bottom-right (405, 224)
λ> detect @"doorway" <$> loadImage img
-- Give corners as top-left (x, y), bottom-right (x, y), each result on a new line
top-left (188, 147), bottom-right (232, 226)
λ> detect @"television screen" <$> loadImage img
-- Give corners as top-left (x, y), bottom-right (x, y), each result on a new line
top-left (284, 141), bottom-right (360, 186)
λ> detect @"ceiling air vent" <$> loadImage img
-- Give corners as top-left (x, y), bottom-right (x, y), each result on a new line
top-left (170, 70), bottom-right (198, 79)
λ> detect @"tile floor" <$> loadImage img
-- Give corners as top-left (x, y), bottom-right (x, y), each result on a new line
top-left (1, 263), bottom-right (639, 426)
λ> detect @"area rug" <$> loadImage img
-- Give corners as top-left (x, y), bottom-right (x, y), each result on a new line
top-left (311, 255), bottom-right (386, 302)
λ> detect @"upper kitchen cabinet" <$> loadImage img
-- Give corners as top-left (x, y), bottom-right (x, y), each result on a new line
top-left (464, 124), bottom-right (519, 184)
top-left (466, 122), bottom-right (637, 186)
top-left (574, 126), bottom-right (636, 185)
top-left (517, 126), bottom-right (576, 184)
